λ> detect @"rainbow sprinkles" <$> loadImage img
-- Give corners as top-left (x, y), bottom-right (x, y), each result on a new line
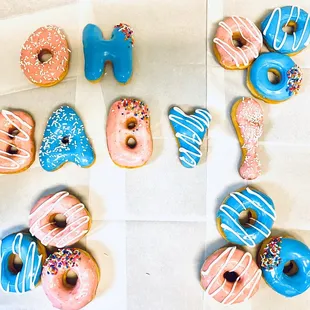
top-left (287, 65), bottom-right (303, 95)
top-left (260, 237), bottom-right (282, 270)
top-left (114, 23), bottom-right (134, 45)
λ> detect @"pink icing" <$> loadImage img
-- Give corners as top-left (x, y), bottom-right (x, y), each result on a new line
top-left (42, 248), bottom-right (99, 310)
top-left (236, 98), bottom-right (263, 180)
top-left (214, 16), bottom-right (262, 68)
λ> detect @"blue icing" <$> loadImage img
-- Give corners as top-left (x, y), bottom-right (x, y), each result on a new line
top-left (168, 107), bottom-right (211, 168)
top-left (83, 23), bottom-right (133, 84)
top-left (248, 52), bottom-right (302, 102)
top-left (217, 187), bottom-right (275, 247)
top-left (262, 6), bottom-right (310, 54)
top-left (0, 233), bottom-right (43, 293)
top-left (260, 237), bottom-right (310, 297)
top-left (39, 106), bottom-right (95, 172)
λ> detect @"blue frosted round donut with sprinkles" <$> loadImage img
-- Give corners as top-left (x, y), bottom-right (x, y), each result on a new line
top-left (216, 187), bottom-right (276, 248)
top-left (247, 52), bottom-right (303, 103)
top-left (0, 232), bottom-right (46, 293)
top-left (261, 6), bottom-right (310, 55)
top-left (258, 236), bottom-right (310, 297)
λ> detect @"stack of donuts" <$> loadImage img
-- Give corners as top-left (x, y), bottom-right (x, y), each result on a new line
top-left (200, 5), bottom-right (310, 305)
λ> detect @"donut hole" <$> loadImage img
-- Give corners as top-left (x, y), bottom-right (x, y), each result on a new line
top-left (61, 136), bottom-right (70, 145)
top-left (6, 145), bottom-right (18, 155)
top-left (267, 69), bottom-right (281, 85)
top-left (282, 21), bottom-right (297, 35)
top-left (126, 117), bottom-right (137, 130)
top-left (64, 270), bottom-right (78, 288)
top-left (126, 136), bottom-right (137, 149)
top-left (239, 209), bottom-right (257, 228)
top-left (283, 260), bottom-right (299, 276)
top-left (232, 33), bottom-right (246, 48)
top-left (8, 128), bottom-right (20, 138)
top-left (8, 254), bottom-right (23, 274)
top-left (38, 49), bottom-right (53, 63)
top-left (223, 271), bottom-right (239, 283)
top-left (51, 214), bottom-right (67, 228)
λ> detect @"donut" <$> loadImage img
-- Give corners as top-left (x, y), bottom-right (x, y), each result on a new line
top-left (216, 187), bottom-right (276, 247)
top-left (201, 246), bottom-right (261, 304)
top-left (39, 106), bottom-right (95, 172)
top-left (42, 248), bottom-right (99, 310)
top-left (106, 98), bottom-right (152, 168)
top-left (83, 23), bottom-right (134, 84)
top-left (213, 16), bottom-right (263, 69)
top-left (0, 232), bottom-right (46, 293)
top-left (247, 52), bottom-right (302, 103)
top-left (261, 6), bottom-right (310, 56)
top-left (258, 236), bottom-right (310, 297)
top-left (29, 191), bottom-right (91, 248)
top-left (231, 97), bottom-right (263, 180)
top-left (168, 107), bottom-right (211, 168)
top-left (20, 25), bottom-right (70, 87)
top-left (0, 110), bottom-right (35, 174)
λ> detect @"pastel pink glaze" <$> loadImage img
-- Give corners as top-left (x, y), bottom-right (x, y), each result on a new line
top-left (42, 248), bottom-right (99, 310)
top-left (201, 247), bottom-right (261, 304)
top-left (0, 110), bottom-right (35, 173)
top-left (214, 16), bottom-right (262, 68)
top-left (29, 191), bottom-right (90, 248)
top-left (106, 98), bottom-right (153, 167)
top-left (236, 98), bottom-right (263, 180)
top-left (20, 25), bottom-right (70, 86)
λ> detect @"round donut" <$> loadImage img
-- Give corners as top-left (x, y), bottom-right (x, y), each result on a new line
top-left (213, 16), bottom-right (263, 70)
top-left (258, 236), bottom-right (310, 297)
top-left (29, 191), bottom-right (91, 248)
top-left (20, 25), bottom-right (70, 87)
top-left (201, 246), bottom-right (261, 304)
top-left (262, 6), bottom-right (310, 56)
top-left (216, 187), bottom-right (276, 247)
top-left (42, 248), bottom-right (99, 310)
top-left (247, 52), bottom-right (302, 103)
top-left (0, 232), bottom-right (46, 293)
top-left (0, 110), bottom-right (35, 174)
top-left (106, 98), bottom-right (153, 168)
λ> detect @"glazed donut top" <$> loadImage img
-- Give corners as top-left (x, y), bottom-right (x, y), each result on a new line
top-left (262, 6), bottom-right (310, 54)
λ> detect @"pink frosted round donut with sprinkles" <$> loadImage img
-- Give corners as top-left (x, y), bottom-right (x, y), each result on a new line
top-left (20, 25), bottom-right (70, 87)
top-left (42, 248), bottom-right (99, 310)
top-left (29, 191), bottom-right (91, 248)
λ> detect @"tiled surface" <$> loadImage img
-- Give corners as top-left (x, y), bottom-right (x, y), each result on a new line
top-left (0, 0), bottom-right (310, 310)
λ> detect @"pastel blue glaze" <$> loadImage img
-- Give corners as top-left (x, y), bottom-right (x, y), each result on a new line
top-left (248, 52), bottom-right (298, 102)
top-left (261, 6), bottom-right (310, 54)
top-left (261, 237), bottom-right (310, 297)
top-left (0, 233), bottom-right (43, 293)
top-left (168, 107), bottom-right (211, 168)
top-left (83, 23), bottom-right (133, 83)
top-left (39, 106), bottom-right (95, 172)
top-left (217, 187), bottom-right (276, 247)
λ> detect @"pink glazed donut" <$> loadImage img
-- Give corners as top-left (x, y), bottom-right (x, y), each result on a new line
top-left (106, 98), bottom-right (153, 168)
top-left (213, 16), bottom-right (262, 69)
top-left (29, 191), bottom-right (91, 248)
top-left (42, 248), bottom-right (99, 310)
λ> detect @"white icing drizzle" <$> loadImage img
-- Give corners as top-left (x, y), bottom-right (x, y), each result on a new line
top-left (263, 6), bottom-right (310, 51)
top-left (0, 233), bottom-right (42, 293)
top-left (219, 187), bottom-right (275, 247)
top-left (201, 247), bottom-right (262, 304)
top-left (29, 192), bottom-right (89, 248)
top-left (0, 110), bottom-right (32, 171)
top-left (214, 16), bottom-right (262, 67)
top-left (168, 107), bottom-right (211, 168)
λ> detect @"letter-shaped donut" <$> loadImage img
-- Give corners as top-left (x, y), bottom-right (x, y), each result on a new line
top-left (258, 236), bottom-right (310, 297)
top-left (106, 98), bottom-right (152, 168)
top-left (20, 25), bottom-right (70, 87)
top-left (83, 23), bottom-right (134, 84)
top-left (0, 232), bottom-right (46, 293)
top-left (0, 110), bottom-right (35, 174)
top-left (42, 248), bottom-right (99, 310)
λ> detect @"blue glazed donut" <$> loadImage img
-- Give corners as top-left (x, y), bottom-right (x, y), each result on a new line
top-left (261, 6), bottom-right (310, 55)
top-left (247, 52), bottom-right (303, 103)
top-left (259, 237), bottom-right (310, 297)
top-left (0, 232), bottom-right (45, 293)
top-left (216, 187), bottom-right (276, 247)
top-left (83, 23), bottom-right (133, 84)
